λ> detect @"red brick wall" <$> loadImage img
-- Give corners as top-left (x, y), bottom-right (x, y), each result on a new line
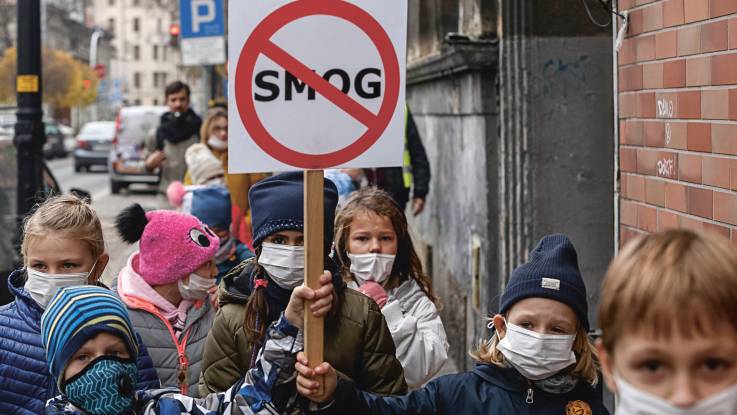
top-left (618, 0), bottom-right (737, 245)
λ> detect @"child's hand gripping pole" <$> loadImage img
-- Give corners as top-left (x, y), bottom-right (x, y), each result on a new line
top-left (304, 170), bottom-right (325, 395)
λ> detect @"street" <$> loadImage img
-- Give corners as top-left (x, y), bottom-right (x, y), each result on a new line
top-left (47, 157), bottom-right (167, 285)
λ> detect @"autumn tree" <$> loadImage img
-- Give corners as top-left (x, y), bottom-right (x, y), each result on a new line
top-left (0, 47), bottom-right (98, 108)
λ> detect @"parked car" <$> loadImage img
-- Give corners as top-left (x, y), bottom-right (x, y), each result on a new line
top-left (59, 123), bottom-right (77, 153)
top-left (109, 106), bottom-right (167, 194)
top-left (74, 121), bottom-right (116, 172)
top-left (43, 120), bottom-right (67, 159)
top-left (0, 117), bottom-right (68, 159)
top-left (0, 134), bottom-right (65, 305)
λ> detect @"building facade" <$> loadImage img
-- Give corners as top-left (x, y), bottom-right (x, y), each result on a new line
top-left (616, 1), bottom-right (737, 244)
top-left (406, 0), bottom-right (614, 369)
top-left (91, 0), bottom-right (182, 107)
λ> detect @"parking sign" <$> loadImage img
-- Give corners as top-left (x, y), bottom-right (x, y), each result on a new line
top-left (179, 0), bottom-right (226, 66)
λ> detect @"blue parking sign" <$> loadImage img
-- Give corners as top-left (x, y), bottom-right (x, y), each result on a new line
top-left (180, 0), bottom-right (225, 38)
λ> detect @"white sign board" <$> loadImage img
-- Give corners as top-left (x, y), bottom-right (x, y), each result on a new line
top-left (228, 0), bottom-right (407, 173)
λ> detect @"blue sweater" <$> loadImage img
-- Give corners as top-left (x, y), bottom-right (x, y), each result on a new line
top-left (0, 269), bottom-right (161, 414)
top-left (328, 363), bottom-right (609, 415)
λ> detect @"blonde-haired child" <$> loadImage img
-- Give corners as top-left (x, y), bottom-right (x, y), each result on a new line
top-left (297, 234), bottom-right (608, 414)
top-left (333, 187), bottom-right (448, 388)
top-left (0, 195), bottom-right (159, 414)
top-left (597, 229), bottom-right (737, 413)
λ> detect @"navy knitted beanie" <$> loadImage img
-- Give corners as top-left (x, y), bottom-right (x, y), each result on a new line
top-left (249, 172), bottom-right (339, 249)
top-left (499, 234), bottom-right (590, 330)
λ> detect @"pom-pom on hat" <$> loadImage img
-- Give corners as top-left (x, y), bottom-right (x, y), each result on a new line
top-left (182, 185), bottom-right (232, 231)
top-left (249, 172), bottom-right (338, 248)
top-left (41, 286), bottom-right (138, 390)
top-left (499, 234), bottom-right (590, 331)
top-left (115, 204), bottom-right (219, 285)
top-left (185, 143), bottom-right (224, 185)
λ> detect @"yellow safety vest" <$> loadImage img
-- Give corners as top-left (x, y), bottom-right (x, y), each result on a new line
top-left (403, 104), bottom-right (413, 189)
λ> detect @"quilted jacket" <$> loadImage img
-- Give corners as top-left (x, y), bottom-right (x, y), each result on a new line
top-left (0, 269), bottom-right (160, 415)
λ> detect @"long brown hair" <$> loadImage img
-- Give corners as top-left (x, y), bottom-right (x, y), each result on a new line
top-left (241, 251), bottom-right (271, 345)
top-left (334, 187), bottom-right (437, 303)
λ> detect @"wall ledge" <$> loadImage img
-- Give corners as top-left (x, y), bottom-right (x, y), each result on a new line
top-left (407, 39), bottom-right (499, 86)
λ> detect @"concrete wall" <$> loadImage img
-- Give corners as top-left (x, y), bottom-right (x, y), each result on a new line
top-left (527, 36), bottom-right (615, 322)
top-left (407, 51), bottom-right (498, 367)
top-left (405, 0), bottom-right (614, 369)
top-left (617, 0), bottom-right (737, 244)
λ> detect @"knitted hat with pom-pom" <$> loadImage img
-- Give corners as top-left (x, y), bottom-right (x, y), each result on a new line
top-left (115, 204), bottom-right (219, 285)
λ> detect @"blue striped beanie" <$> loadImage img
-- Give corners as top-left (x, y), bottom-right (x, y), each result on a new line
top-left (41, 286), bottom-right (139, 388)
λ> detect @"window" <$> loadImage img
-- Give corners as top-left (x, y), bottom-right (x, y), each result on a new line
top-left (108, 18), bottom-right (115, 32)
top-left (133, 17), bottom-right (140, 33)
top-left (153, 98), bottom-right (159, 105)
top-left (133, 45), bottom-right (140, 60)
top-left (162, 45), bottom-right (167, 61)
top-left (132, 0), bottom-right (140, 5)
top-left (152, 45), bottom-right (159, 60)
top-left (134, 98), bottom-right (142, 105)
top-left (157, 18), bottom-right (162, 33)
top-left (108, 0), bottom-right (114, 5)
top-left (133, 72), bottom-right (141, 89)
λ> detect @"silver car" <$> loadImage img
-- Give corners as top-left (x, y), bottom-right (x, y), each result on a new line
top-left (73, 121), bottom-right (116, 172)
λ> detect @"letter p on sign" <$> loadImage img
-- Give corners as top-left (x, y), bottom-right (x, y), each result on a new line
top-left (192, 0), bottom-right (215, 33)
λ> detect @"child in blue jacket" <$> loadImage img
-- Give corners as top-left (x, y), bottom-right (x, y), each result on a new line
top-left (297, 234), bottom-right (609, 414)
top-left (0, 195), bottom-right (159, 414)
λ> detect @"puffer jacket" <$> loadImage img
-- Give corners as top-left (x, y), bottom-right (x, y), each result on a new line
top-left (349, 279), bottom-right (448, 389)
top-left (0, 269), bottom-right (160, 415)
top-left (325, 363), bottom-right (609, 415)
top-left (117, 278), bottom-right (215, 398)
top-left (199, 259), bottom-right (407, 397)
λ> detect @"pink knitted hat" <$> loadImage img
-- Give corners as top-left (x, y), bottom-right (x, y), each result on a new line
top-left (115, 204), bottom-right (219, 285)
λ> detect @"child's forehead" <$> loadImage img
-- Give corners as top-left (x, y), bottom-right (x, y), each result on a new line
top-left (617, 312), bottom-right (737, 350)
top-left (25, 234), bottom-right (92, 259)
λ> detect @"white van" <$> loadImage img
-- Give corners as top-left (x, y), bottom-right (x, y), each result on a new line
top-left (108, 106), bottom-right (167, 194)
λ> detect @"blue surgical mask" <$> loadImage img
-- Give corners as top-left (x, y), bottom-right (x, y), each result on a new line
top-left (63, 356), bottom-right (138, 415)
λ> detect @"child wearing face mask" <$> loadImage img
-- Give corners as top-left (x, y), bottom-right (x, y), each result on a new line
top-left (42, 284), bottom-right (334, 415)
top-left (199, 172), bottom-right (408, 403)
top-left (167, 184), bottom-right (255, 283)
top-left (194, 108), bottom-right (269, 248)
top-left (115, 204), bottom-right (221, 397)
top-left (333, 187), bottom-right (448, 388)
top-left (297, 234), bottom-right (609, 414)
top-left (0, 195), bottom-right (160, 414)
top-left (597, 229), bottom-right (737, 414)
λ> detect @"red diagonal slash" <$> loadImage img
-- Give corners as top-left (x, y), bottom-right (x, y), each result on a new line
top-left (262, 40), bottom-right (378, 128)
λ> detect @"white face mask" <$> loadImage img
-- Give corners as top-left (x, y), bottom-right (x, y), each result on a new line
top-left (615, 376), bottom-right (737, 415)
top-left (25, 260), bottom-right (98, 309)
top-left (207, 135), bottom-right (227, 150)
top-left (178, 272), bottom-right (216, 300)
top-left (496, 321), bottom-right (577, 380)
top-left (258, 242), bottom-right (304, 290)
top-left (347, 253), bottom-right (395, 285)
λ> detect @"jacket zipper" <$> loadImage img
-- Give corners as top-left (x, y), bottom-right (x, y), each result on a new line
top-left (526, 387), bottom-right (534, 404)
top-left (121, 295), bottom-right (193, 394)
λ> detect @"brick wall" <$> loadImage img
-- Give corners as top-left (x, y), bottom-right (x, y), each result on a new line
top-left (618, 0), bottom-right (737, 244)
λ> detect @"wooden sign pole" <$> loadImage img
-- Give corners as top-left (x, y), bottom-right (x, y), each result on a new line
top-left (303, 169), bottom-right (324, 392)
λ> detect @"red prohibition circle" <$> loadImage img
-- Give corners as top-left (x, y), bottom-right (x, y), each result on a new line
top-left (234, 1), bottom-right (401, 169)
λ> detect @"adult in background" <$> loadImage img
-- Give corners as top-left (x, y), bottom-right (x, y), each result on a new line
top-left (365, 107), bottom-right (430, 216)
top-left (146, 81), bottom-right (202, 193)
top-left (197, 108), bottom-right (268, 247)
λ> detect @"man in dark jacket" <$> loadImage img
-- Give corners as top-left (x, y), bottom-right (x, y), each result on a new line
top-left (365, 107), bottom-right (430, 216)
top-left (146, 81), bottom-right (202, 193)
